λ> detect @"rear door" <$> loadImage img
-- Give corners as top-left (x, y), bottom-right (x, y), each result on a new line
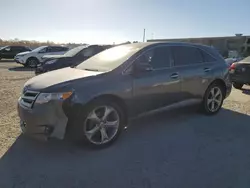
top-left (132, 45), bottom-right (182, 114)
top-left (171, 45), bottom-right (212, 99)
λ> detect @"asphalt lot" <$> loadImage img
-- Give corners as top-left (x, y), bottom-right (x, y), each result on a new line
top-left (0, 60), bottom-right (250, 188)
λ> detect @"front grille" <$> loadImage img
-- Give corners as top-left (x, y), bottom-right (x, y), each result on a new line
top-left (20, 90), bottom-right (39, 108)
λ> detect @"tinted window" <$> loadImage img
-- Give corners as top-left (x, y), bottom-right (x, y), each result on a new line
top-left (12, 46), bottom-right (25, 51)
top-left (172, 46), bottom-right (203, 66)
top-left (200, 50), bottom-right (216, 62)
top-left (137, 46), bottom-right (171, 69)
top-left (81, 47), bottom-right (96, 57)
top-left (50, 47), bottom-right (60, 52)
top-left (48, 46), bottom-right (67, 52)
top-left (46, 47), bottom-right (53, 52)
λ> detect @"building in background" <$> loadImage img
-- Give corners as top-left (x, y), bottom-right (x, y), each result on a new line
top-left (148, 34), bottom-right (250, 57)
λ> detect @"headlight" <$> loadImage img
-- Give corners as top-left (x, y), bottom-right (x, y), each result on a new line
top-left (45, 59), bottom-right (57, 65)
top-left (15, 54), bottom-right (26, 58)
top-left (35, 92), bottom-right (72, 104)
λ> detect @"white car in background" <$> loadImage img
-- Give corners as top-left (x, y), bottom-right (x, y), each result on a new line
top-left (14, 46), bottom-right (69, 67)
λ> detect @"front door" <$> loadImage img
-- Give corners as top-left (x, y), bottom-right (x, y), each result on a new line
top-left (1, 47), bottom-right (13, 59)
top-left (132, 45), bottom-right (182, 114)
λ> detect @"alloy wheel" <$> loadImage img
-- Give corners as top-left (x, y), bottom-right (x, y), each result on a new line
top-left (28, 59), bottom-right (37, 68)
top-left (207, 87), bottom-right (223, 112)
top-left (83, 106), bottom-right (120, 145)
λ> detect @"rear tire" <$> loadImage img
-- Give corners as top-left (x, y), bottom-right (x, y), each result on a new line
top-left (201, 83), bottom-right (225, 115)
top-left (67, 99), bottom-right (126, 148)
top-left (26, 57), bottom-right (39, 68)
top-left (233, 83), bottom-right (243, 90)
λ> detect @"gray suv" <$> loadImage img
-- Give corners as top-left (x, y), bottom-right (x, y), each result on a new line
top-left (17, 42), bottom-right (232, 147)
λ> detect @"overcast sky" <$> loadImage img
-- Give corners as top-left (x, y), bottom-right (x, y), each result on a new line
top-left (1, 0), bottom-right (249, 44)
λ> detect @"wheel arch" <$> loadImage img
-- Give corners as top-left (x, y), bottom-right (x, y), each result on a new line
top-left (84, 94), bottom-right (128, 124)
top-left (26, 56), bottom-right (39, 64)
top-left (207, 79), bottom-right (227, 97)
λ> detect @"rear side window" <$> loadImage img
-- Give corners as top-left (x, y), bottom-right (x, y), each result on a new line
top-left (13, 46), bottom-right (27, 52)
top-left (136, 46), bottom-right (171, 69)
top-left (49, 46), bottom-right (68, 52)
top-left (172, 46), bottom-right (203, 66)
top-left (200, 50), bottom-right (216, 62)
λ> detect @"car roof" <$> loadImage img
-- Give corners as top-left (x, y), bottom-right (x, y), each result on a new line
top-left (239, 56), bottom-right (250, 64)
top-left (118, 42), bottom-right (213, 50)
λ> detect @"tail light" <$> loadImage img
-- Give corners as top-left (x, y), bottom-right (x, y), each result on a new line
top-left (229, 63), bottom-right (236, 70)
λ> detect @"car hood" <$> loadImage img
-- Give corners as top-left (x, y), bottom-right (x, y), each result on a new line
top-left (24, 67), bottom-right (103, 91)
top-left (16, 51), bottom-right (31, 56)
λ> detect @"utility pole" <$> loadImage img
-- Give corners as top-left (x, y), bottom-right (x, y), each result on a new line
top-left (143, 28), bottom-right (146, 42)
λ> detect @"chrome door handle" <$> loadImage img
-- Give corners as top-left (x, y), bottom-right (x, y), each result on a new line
top-left (204, 68), bottom-right (211, 72)
top-left (170, 73), bottom-right (179, 79)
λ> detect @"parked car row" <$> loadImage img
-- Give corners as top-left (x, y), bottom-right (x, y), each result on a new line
top-left (14, 46), bottom-right (69, 67)
top-left (1, 44), bottom-right (114, 72)
top-left (35, 44), bottom-right (113, 74)
top-left (17, 42), bottom-right (232, 148)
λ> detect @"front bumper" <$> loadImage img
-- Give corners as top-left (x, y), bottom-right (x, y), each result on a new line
top-left (14, 57), bottom-right (25, 64)
top-left (17, 98), bottom-right (68, 141)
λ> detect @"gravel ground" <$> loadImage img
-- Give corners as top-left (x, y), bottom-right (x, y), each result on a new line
top-left (0, 60), bottom-right (250, 188)
top-left (0, 61), bottom-right (34, 157)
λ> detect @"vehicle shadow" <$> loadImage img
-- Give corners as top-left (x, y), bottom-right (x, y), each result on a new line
top-left (242, 88), bottom-right (250, 95)
top-left (1, 107), bottom-right (250, 187)
top-left (8, 66), bottom-right (34, 72)
top-left (0, 59), bottom-right (15, 63)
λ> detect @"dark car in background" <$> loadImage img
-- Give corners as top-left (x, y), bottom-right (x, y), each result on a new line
top-left (0, 46), bottom-right (31, 60)
top-left (229, 56), bottom-right (250, 89)
top-left (35, 45), bottom-right (113, 75)
top-left (18, 42), bottom-right (231, 148)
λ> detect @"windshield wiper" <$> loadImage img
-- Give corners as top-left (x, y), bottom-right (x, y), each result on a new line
top-left (83, 68), bottom-right (99, 72)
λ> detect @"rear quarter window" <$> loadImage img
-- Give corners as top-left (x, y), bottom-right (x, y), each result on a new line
top-left (172, 46), bottom-right (203, 66)
top-left (200, 49), bottom-right (216, 62)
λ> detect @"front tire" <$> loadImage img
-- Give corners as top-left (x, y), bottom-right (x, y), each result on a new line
top-left (201, 83), bottom-right (225, 115)
top-left (233, 83), bottom-right (243, 90)
top-left (68, 100), bottom-right (125, 148)
top-left (26, 57), bottom-right (39, 68)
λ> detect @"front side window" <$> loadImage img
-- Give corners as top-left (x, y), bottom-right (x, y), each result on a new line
top-left (172, 46), bottom-right (203, 66)
top-left (82, 47), bottom-right (95, 57)
top-left (32, 46), bottom-right (47, 52)
top-left (136, 46), bottom-right (171, 69)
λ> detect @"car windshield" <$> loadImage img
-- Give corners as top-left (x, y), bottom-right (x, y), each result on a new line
top-left (64, 45), bottom-right (88, 57)
top-left (32, 46), bottom-right (47, 52)
top-left (76, 45), bottom-right (142, 72)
